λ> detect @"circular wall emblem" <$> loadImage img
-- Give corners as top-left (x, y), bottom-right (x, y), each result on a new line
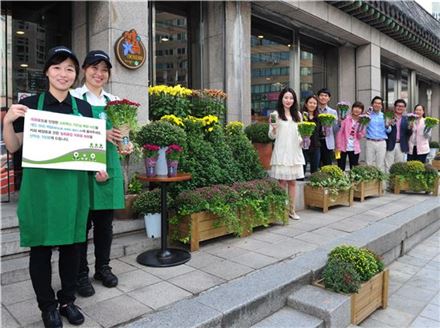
top-left (114, 29), bottom-right (146, 70)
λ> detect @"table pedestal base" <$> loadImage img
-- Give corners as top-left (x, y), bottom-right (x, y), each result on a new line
top-left (136, 248), bottom-right (191, 267)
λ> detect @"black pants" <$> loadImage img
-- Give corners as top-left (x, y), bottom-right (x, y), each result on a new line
top-left (30, 244), bottom-right (79, 312)
top-left (337, 151), bottom-right (359, 171)
top-left (303, 148), bottom-right (321, 174)
top-left (320, 140), bottom-right (334, 167)
top-left (407, 146), bottom-right (428, 164)
top-left (78, 210), bottom-right (114, 274)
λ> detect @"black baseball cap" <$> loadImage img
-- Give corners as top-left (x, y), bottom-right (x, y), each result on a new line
top-left (317, 88), bottom-right (332, 97)
top-left (82, 50), bottom-right (112, 68)
top-left (44, 46), bottom-right (79, 73)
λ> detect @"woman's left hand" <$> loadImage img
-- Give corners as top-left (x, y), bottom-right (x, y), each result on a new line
top-left (95, 170), bottom-right (109, 182)
top-left (106, 128), bottom-right (122, 145)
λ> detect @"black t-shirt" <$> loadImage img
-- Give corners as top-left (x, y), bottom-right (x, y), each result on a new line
top-left (13, 92), bottom-right (93, 133)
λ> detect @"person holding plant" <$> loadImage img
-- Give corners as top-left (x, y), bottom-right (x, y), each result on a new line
top-left (268, 87), bottom-right (304, 220)
top-left (300, 95), bottom-right (321, 175)
top-left (71, 50), bottom-right (130, 297)
top-left (407, 104), bottom-right (431, 163)
top-left (385, 99), bottom-right (411, 173)
top-left (316, 88), bottom-right (338, 167)
top-left (3, 46), bottom-right (108, 328)
top-left (335, 101), bottom-right (366, 171)
top-left (365, 96), bottom-right (390, 172)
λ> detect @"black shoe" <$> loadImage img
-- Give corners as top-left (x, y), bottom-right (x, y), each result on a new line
top-left (42, 309), bottom-right (63, 328)
top-left (77, 274), bottom-right (95, 297)
top-left (59, 303), bottom-right (84, 325)
top-left (94, 265), bottom-right (118, 287)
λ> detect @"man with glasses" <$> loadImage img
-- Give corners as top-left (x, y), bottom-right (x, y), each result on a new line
top-left (385, 99), bottom-right (411, 173)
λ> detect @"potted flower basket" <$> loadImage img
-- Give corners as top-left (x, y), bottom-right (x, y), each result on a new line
top-left (390, 161), bottom-right (439, 196)
top-left (136, 120), bottom-right (186, 176)
top-left (348, 165), bottom-right (386, 202)
top-left (297, 121), bottom-right (317, 150)
top-left (313, 245), bottom-right (388, 325)
top-left (244, 122), bottom-right (273, 169)
top-left (304, 165), bottom-right (353, 212)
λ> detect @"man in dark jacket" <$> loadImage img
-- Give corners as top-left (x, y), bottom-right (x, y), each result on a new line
top-left (385, 99), bottom-right (411, 173)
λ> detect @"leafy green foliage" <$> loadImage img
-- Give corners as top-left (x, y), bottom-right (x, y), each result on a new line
top-left (429, 140), bottom-right (439, 148)
top-left (105, 99), bottom-right (139, 130)
top-left (127, 173), bottom-right (143, 194)
top-left (348, 165), bottom-right (387, 183)
top-left (244, 122), bottom-right (273, 144)
top-left (148, 93), bottom-right (191, 121)
top-left (309, 170), bottom-right (352, 199)
top-left (327, 245), bottom-right (384, 282)
top-left (320, 165), bottom-right (344, 178)
top-left (389, 161), bottom-right (439, 192)
top-left (322, 259), bottom-right (361, 294)
top-left (132, 189), bottom-right (172, 214)
top-left (135, 121), bottom-right (187, 148)
top-left (191, 89), bottom-right (227, 119)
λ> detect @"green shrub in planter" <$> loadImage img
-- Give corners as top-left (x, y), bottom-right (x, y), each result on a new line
top-left (348, 165), bottom-right (387, 183)
top-left (244, 122), bottom-right (273, 144)
top-left (429, 141), bottom-right (439, 149)
top-left (327, 245), bottom-right (384, 282)
top-left (135, 121), bottom-right (187, 148)
top-left (320, 165), bottom-right (345, 179)
top-left (132, 189), bottom-right (172, 215)
top-left (309, 170), bottom-right (352, 197)
top-left (322, 259), bottom-right (361, 294)
top-left (390, 161), bottom-right (439, 191)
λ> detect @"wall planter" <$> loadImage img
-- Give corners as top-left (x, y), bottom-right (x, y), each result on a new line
top-left (252, 143), bottom-right (272, 170)
top-left (314, 269), bottom-right (389, 325)
top-left (392, 177), bottom-right (439, 196)
top-left (114, 194), bottom-right (138, 220)
top-left (304, 184), bottom-right (353, 213)
top-left (353, 180), bottom-right (383, 202)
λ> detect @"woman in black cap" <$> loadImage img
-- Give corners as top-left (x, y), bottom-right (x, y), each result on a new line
top-left (71, 50), bottom-right (128, 297)
top-left (3, 46), bottom-right (108, 328)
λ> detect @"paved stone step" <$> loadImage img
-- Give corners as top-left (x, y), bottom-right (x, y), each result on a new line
top-left (1, 230), bottom-right (159, 285)
top-left (287, 285), bottom-right (351, 328)
top-left (1, 218), bottom-right (146, 257)
top-left (252, 307), bottom-right (324, 328)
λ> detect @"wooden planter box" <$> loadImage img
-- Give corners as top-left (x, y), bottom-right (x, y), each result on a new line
top-left (314, 269), bottom-right (389, 325)
top-left (171, 206), bottom-right (287, 252)
top-left (304, 184), bottom-right (353, 213)
top-left (253, 143), bottom-right (273, 170)
top-left (114, 194), bottom-right (138, 220)
top-left (353, 180), bottom-right (383, 202)
top-left (392, 177), bottom-right (439, 196)
top-left (432, 159), bottom-right (440, 171)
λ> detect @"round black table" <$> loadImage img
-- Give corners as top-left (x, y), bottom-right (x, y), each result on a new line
top-left (136, 173), bottom-right (192, 267)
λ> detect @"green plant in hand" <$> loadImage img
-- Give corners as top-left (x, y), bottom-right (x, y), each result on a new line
top-left (105, 99), bottom-right (139, 129)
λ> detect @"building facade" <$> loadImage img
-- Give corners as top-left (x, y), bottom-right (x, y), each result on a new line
top-left (2, 0), bottom-right (440, 142)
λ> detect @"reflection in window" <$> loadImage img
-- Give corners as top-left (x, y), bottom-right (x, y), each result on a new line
top-left (300, 49), bottom-right (325, 103)
top-left (400, 70), bottom-right (408, 105)
top-left (154, 9), bottom-right (189, 86)
top-left (251, 17), bottom-right (292, 121)
top-left (387, 73), bottom-right (395, 110)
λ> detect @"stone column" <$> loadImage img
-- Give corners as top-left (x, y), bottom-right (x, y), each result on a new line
top-left (338, 45), bottom-right (356, 104)
top-left (356, 43), bottom-right (381, 107)
top-left (72, 1), bottom-right (149, 123)
top-left (431, 83), bottom-right (440, 142)
top-left (224, 1), bottom-right (251, 125)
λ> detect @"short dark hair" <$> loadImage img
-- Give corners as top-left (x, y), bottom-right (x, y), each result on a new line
top-left (371, 96), bottom-right (384, 106)
top-left (394, 99), bottom-right (406, 107)
top-left (352, 101), bottom-right (364, 112)
top-left (317, 88), bottom-right (331, 97)
top-left (44, 53), bottom-right (80, 85)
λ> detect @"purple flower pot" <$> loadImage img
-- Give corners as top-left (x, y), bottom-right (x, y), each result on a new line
top-left (167, 160), bottom-right (179, 177)
top-left (302, 136), bottom-right (311, 150)
top-left (145, 157), bottom-right (158, 177)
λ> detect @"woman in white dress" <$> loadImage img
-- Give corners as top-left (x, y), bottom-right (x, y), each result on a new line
top-left (268, 87), bottom-right (305, 220)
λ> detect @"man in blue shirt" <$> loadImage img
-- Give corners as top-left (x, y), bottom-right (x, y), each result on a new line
top-left (317, 88), bottom-right (338, 167)
top-left (365, 96), bottom-right (390, 172)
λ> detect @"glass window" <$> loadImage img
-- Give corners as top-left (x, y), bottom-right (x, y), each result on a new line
top-left (251, 17), bottom-right (293, 121)
top-left (154, 8), bottom-right (189, 86)
top-left (299, 48), bottom-right (325, 103)
top-left (400, 70), bottom-right (408, 105)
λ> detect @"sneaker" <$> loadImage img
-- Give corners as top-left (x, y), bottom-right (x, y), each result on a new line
top-left (76, 274), bottom-right (95, 297)
top-left (59, 303), bottom-right (84, 326)
top-left (94, 265), bottom-right (118, 287)
top-left (42, 309), bottom-right (63, 328)
top-left (289, 210), bottom-right (300, 220)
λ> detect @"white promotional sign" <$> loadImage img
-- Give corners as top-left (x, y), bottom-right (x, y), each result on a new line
top-left (22, 109), bottom-right (106, 171)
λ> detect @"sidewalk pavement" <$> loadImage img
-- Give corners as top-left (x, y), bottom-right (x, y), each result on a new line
top-left (1, 192), bottom-right (438, 328)
top-left (359, 229), bottom-right (440, 328)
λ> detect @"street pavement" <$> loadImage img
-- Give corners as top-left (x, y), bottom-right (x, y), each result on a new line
top-left (1, 192), bottom-right (439, 328)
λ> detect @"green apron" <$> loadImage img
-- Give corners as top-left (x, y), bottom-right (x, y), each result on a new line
top-left (18, 93), bottom-right (90, 247)
top-left (83, 94), bottom-right (124, 210)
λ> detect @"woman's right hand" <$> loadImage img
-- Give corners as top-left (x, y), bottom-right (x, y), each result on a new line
top-left (3, 104), bottom-right (28, 124)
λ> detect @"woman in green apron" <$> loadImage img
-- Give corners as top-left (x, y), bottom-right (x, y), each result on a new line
top-left (71, 50), bottom-right (128, 297)
top-left (3, 46), bottom-right (108, 328)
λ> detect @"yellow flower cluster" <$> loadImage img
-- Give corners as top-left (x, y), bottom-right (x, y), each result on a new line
top-left (160, 114), bottom-right (185, 127)
top-left (148, 84), bottom-right (192, 97)
top-left (227, 121), bottom-right (244, 129)
top-left (185, 115), bottom-right (219, 132)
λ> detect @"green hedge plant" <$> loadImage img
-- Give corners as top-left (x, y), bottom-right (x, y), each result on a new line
top-left (132, 189), bottom-right (172, 215)
top-left (389, 161), bottom-right (439, 192)
top-left (135, 121), bottom-right (187, 148)
top-left (244, 122), bottom-right (273, 144)
top-left (348, 165), bottom-right (387, 183)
